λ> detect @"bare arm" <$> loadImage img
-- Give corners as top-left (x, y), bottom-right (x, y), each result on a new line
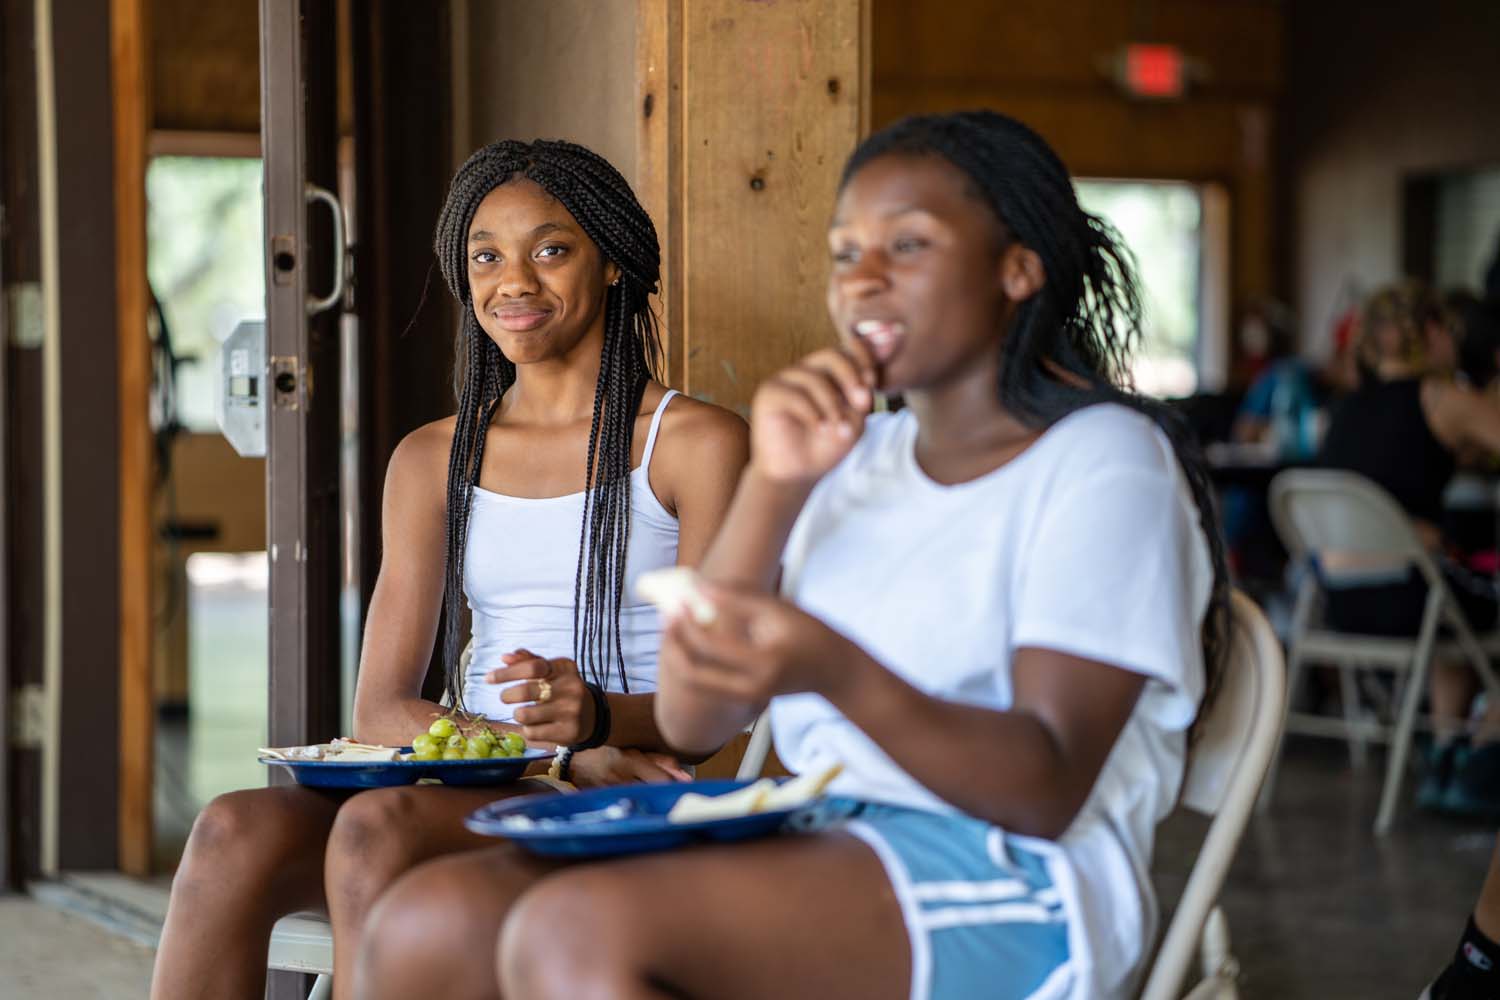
top-left (350, 421), bottom-right (460, 744)
top-left (1427, 377), bottom-right (1500, 459)
top-left (656, 343), bottom-right (877, 753)
top-left (664, 587), bottom-right (1145, 838)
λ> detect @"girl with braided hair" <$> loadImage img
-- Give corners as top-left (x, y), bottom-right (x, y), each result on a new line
top-left (426, 110), bottom-right (1229, 1000)
top-left (150, 139), bottom-right (747, 1000)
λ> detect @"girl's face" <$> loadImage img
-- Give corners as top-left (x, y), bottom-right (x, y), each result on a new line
top-left (826, 153), bottom-right (1020, 393)
top-left (466, 178), bottom-right (620, 366)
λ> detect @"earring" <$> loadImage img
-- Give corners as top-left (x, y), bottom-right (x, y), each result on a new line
top-left (611, 277), bottom-right (621, 287)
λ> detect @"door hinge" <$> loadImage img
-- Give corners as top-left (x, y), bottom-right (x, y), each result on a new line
top-left (10, 684), bottom-right (46, 748)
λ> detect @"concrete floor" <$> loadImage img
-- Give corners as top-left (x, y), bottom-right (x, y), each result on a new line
top-left (0, 895), bottom-right (155, 998)
top-left (4, 735), bottom-right (1492, 998)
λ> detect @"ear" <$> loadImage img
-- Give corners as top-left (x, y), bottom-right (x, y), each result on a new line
top-left (604, 260), bottom-right (622, 288)
top-left (998, 243), bottom-right (1044, 302)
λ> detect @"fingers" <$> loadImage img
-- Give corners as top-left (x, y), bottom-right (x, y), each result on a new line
top-left (486, 653), bottom-right (550, 685)
top-left (642, 751), bottom-right (693, 782)
top-left (622, 750), bottom-right (683, 784)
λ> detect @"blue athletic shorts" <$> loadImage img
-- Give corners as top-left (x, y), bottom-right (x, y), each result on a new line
top-left (794, 799), bottom-right (1074, 1000)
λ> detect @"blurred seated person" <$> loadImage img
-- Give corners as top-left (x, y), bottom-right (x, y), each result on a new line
top-left (1230, 300), bottom-right (1323, 458)
top-left (1317, 282), bottom-right (1500, 815)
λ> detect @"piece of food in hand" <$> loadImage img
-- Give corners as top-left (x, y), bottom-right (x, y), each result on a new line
top-left (635, 566), bottom-right (717, 625)
top-left (665, 762), bottom-right (843, 824)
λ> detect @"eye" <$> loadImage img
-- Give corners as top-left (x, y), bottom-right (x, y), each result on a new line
top-left (831, 245), bottom-right (859, 265)
top-left (892, 235), bottom-right (927, 254)
top-left (471, 250), bottom-right (497, 265)
top-left (536, 244), bottom-right (568, 259)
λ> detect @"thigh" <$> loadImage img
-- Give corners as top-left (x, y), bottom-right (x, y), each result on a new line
top-left (329, 777), bottom-right (560, 862)
top-left (507, 832), bottom-right (911, 1000)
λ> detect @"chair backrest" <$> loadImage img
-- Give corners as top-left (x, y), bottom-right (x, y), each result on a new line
top-left (1138, 589), bottom-right (1286, 1000)
top-left (1268, 469), bottom-right (1439, 584)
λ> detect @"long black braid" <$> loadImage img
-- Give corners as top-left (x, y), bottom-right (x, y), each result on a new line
top-left (842, 111), bottom-right (1232, 732)
top-left (431, 139), bottom-right (663, 711)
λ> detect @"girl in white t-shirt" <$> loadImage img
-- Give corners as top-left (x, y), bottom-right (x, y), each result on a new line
top-left (501, 110), bottom-right (1231, 1000)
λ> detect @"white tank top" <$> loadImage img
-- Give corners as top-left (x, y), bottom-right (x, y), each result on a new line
top-left (462, 390), bottom-right (681, 721)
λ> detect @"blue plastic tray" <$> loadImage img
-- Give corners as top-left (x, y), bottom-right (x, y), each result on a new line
top-left (259, 747), bottom-right (554, 789)
top-left (464, 779), bottom-right (804, 857)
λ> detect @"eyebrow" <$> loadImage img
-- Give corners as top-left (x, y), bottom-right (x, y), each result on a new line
top-left (469, 221), bottom-right (569, 244)
top-left (829, 205), bottom-right (936, 229)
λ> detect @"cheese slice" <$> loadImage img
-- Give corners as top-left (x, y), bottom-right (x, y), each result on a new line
top-left (635, 567), bottom-right (718, 625)
top-left (665, 763), bottom-right (843, 824)
top-left (257, 740), bottom-right (401, 763)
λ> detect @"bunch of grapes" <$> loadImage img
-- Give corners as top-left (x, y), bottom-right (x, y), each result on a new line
top-left (409, 716), bottom-right (527, 761)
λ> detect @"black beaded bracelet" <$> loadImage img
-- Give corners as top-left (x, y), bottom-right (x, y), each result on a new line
top-left (569, 681), bottom-right (612, 751)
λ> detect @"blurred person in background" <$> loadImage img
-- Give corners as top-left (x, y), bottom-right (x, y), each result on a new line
top-left (1318, 283), bottom-right (1500, 815)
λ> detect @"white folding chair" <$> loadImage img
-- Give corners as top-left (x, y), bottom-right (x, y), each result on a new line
top-left (1262, 469), bottom-right (1500, 834)
top-left (266, 641), bottom-right (479, 995)
top-left (738, 592), bottom-right (1282, 1000)
top-left (1139, 589), bottom-right (1285, 1000)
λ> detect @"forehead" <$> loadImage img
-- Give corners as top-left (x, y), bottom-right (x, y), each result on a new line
top-left (468, 177), bottom-right (583, 236)
top-left (832, 152), bottom-right (995, 230)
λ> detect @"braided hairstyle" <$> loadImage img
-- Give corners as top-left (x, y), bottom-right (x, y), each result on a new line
top-left (431, 139), bottom-right (663, 710)
top-left (841, 111), bottom-right (1232, 730)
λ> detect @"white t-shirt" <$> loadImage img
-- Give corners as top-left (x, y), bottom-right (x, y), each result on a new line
top-left (770, 404), bottom-right (1213, 1000)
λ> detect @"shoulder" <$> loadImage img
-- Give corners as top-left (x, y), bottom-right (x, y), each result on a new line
top-left (1033, 403), bottom-right (1180, 482)
top-left (384, 416), bottom-right (456, 508)
top-left (654, 390), bottom-right (750, 470)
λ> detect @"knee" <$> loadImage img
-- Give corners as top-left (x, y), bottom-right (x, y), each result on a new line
top-left (179, 790), bottom-right (288, 880)
top-left (500, 870), bottom-right (640, 999)
top-left (325, 788), bottom-right (423, 888)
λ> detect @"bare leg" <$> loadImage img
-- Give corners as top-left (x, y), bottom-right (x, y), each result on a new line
top-left (150, 785), bottom-right (345, 1000)
top-left (324, 781), bottom-right (552, 1000)
top-left (355, 841), bottom-right (564, 1000)
top-left (500, 833), bottom-right (910, 1000)
top-left (1432, 657), bottom-right (1479, 744)
top-left (1476, 834), bottom-right (1500, 941)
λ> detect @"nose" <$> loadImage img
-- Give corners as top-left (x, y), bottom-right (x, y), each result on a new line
top-left (496, 257), bottom-right (541, 298)
top-left (836, 248), bottom-right (890, 300)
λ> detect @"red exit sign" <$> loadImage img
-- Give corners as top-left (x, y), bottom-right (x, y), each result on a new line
top-left (1121, 43), bottom-right (1186, 99)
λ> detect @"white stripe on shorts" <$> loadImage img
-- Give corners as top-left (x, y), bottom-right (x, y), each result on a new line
top-left (918, 902), bottom-right (1063, 931)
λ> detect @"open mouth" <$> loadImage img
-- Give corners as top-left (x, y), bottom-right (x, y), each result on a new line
top-left (852, 319), bottom-right (905, 364)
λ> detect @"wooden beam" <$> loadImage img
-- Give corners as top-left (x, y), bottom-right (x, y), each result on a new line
top-left (677, 1), bottom-right (865, 415)
top-left (112, 0), bottom-right (152, 876)
top-left (634, 0), bottom-right (683, 386)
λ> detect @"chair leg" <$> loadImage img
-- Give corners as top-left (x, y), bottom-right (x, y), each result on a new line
top-left (1258, 573), bottom-right (1315, 813)
top-left (1339, 665), bottom-right (1368, 768)
top-left (1376, 588), bottom-right (1442, 835)
top-left (307, 975), bottom-right (332, 1000)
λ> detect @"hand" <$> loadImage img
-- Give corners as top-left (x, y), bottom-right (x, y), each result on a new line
top-left (750, 343), bottom-right (877, 484)
top-left (486, 649), bottom-right (594, 746)
top-left (659, 582), bottom-right (865, 705)
top-left (566, 746), bottom-right (692, 788)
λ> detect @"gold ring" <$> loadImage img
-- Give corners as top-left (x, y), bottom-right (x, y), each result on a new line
top-left (536, 679), bottom-right (553, 703)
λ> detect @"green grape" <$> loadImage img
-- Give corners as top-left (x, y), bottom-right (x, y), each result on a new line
top-left (464, 737), bottom-right (492, 758)
top-left (441, 747), bottom-right (463, 760)
top-left (501, 732), bottom-right (527, 754)
top-left (413, 748), bottom-right (442, 762)
top-left (428, 718), bottom-right (458, 740)
top-left (462, 749), bottom-right (485, 759)
top-left (445, 732), bottom-right (466, 750)
top-left (411, 733), bottom-right (439, 755)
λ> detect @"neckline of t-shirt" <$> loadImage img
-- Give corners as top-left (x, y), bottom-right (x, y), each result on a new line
top-left (895, 404), bottom-right (1107, 495)
top-left (472, 462), bottom-right (649, 504)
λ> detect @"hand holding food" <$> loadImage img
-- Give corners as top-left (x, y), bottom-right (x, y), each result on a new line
top-left (486, 649), bottom-right (594, 746)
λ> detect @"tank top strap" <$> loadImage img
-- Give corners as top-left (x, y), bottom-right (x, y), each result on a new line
top-left (639, 389), bottom-right (679, 474)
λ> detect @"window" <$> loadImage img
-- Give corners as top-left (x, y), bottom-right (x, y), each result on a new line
top-left (146, 155), bottom-right (265, 432)
top-left (1074, 179), bottom-right (1222, 397)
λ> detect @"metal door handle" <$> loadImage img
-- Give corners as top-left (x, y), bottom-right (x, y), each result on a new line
top-left (305, 183), bottom-right (347, 316)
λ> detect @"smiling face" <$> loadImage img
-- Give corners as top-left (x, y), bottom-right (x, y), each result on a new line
top-left (827, 152), bottom-right (1028, 394)
top-left (466, 177), bottom-right (620, 366)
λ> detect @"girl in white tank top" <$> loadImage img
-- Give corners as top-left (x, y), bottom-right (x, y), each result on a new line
top-left (463, 390), bottom-right (682, 720)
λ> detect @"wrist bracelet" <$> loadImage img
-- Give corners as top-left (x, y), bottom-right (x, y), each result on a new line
top-left (549, 745), bottom-right (575, 783)
top-left (570, 681), bottom-right (612, 751)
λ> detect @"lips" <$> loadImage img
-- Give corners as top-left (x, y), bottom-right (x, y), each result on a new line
top-left (492, 307), bottom-right (552, 332)
top-left (852, 318), bottom-right (905, 363)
